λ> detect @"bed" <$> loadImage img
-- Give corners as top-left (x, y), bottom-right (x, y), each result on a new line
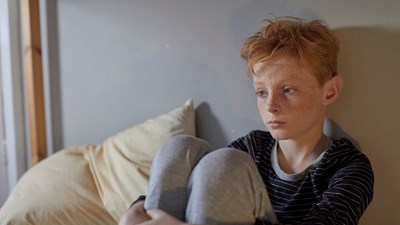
top-left (0, 100), bottom-right (195, 225)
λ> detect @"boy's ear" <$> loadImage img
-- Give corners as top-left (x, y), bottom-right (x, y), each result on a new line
top-left (323, 75), bottom-right (344, 105)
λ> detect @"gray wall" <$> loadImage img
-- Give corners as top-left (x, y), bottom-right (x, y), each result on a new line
top-left (43, 0), bottom-right (400, 224)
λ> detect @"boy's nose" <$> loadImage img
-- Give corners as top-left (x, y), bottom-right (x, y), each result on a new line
top-left (266, 94), bottom-right (280, 113)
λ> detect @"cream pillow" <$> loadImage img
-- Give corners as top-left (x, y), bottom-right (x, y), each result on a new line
top-left (0, 146), bottom-right (116, 225)
top-left (85, 99), bottom-right (196, 221)
top-left (0, 99), bottom-right (196, 225)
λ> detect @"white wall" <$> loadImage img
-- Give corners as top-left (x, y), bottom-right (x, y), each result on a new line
top-left (0, 0), bottom-right (27, 203)
top-left (44, 0), bottom-right (400, 224)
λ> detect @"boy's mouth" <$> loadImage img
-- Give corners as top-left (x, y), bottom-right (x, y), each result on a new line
top-left (268, 120), bottom-right (286, 128)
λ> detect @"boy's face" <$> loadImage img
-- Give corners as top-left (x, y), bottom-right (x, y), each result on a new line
top-left (253, 56), bottom-right (328, 141)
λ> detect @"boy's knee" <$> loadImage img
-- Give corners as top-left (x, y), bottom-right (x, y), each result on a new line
top-left (152, 135), bottom-right (213, 170)
top-left (188, 148), bottom-right (261, 198)
top-left (209, 148), bottom-right (253, 164)
top-left (195, 148), bottom-right (255, 174)
top-left (160, 135), bottom-right (212, 154)
top-left (166, 135), bottom-right (210, 147)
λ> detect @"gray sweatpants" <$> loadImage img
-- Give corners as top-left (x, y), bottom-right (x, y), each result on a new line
top-left (144, 135), bottom-right (278, 225)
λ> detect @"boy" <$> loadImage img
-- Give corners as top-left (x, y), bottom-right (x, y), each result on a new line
top-left (119, 17), bottom-right (374, 225)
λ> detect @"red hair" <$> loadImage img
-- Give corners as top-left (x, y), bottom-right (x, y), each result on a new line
top-left (240, 17), bottom-right (339, 85)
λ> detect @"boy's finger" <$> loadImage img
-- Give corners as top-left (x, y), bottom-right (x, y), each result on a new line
top-left (146, 209), bottom-right (165, 219)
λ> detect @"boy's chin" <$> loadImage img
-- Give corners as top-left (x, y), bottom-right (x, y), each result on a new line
top-left (269, 130), bottom-right (291, 140)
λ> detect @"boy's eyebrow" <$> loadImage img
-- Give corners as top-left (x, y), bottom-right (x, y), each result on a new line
top-left (280, 76), bottom-right (303, 83)
top-left (253, 76), bottom-right (303, 85)
top-left (253, 80), bottom-right (264, 87)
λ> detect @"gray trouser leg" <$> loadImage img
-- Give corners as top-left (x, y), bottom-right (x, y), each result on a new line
top-left (186, 148), bottom-right (278, 225)
top-left (144, 135), bottom-right (277, 225)
top-left (144, 135), bottom-right (213, 220)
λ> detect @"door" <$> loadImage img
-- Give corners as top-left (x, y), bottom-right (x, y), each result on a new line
top-left (0, 66), bottom-right (8, 206)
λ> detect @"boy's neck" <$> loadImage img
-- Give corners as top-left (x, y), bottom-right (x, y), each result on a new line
top-left (277, 133), bottom-right (328, 174)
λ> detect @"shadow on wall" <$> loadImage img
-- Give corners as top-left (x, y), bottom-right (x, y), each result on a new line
top-left (329, 27), bottom-right (400, 224)
top-left (195, 102), bottom-right (229, 149)
top-left (46, 0), bottom-right (64, 151)
top-left (330, 26), bottom-right (400, 148)
top-left (323, 117), bottom-right (360, 148)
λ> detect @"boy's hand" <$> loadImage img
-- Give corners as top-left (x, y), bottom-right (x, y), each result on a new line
top-left (118, 201), bottom-right (151, 225)
top-left (139, 209), bottom-right (188, 225)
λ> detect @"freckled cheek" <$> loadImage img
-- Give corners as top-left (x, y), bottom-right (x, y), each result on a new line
top-left (257, 98), bottom-right (269, 108)
top-left (293, 97), bottom-right (318, 117)
top-left (257, 98), bottom-right (264, 109)
top-left (257, 99), bottom-right (270, 118)
top-left (257, 100), bottom-right (264, 113)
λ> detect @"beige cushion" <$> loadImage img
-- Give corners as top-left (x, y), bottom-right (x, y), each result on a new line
top-left (0, 100), bottom-right (195, 225)
top-left (0, 146), bottom-right (116, 225)
top-left (86, 99), bottom-right (195, 221)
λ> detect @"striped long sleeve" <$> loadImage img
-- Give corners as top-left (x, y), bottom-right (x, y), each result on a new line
top-left (229, 130), bottom-right (374, 225)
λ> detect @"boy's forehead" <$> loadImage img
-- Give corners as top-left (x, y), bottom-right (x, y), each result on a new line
top-left (253, 57), bottom-right (304, 75)
top-left (252, 57), bottom-right (317, 84)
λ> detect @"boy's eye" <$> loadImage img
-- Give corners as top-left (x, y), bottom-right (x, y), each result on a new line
top-left (283, 87), bottom-right (296, 94)
top-left (256, 90), bottom-right (268, 98)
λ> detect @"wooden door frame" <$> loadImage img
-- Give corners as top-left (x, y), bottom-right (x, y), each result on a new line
top-left (21, 0), bottom-right (47, 165)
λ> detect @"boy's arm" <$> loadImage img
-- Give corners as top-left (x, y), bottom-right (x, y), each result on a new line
top-left (299, 160), bottom-right (374, 225)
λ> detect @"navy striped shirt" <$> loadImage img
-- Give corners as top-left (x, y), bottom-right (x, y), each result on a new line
top-left (229, 130), bottom-right (374, 225)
